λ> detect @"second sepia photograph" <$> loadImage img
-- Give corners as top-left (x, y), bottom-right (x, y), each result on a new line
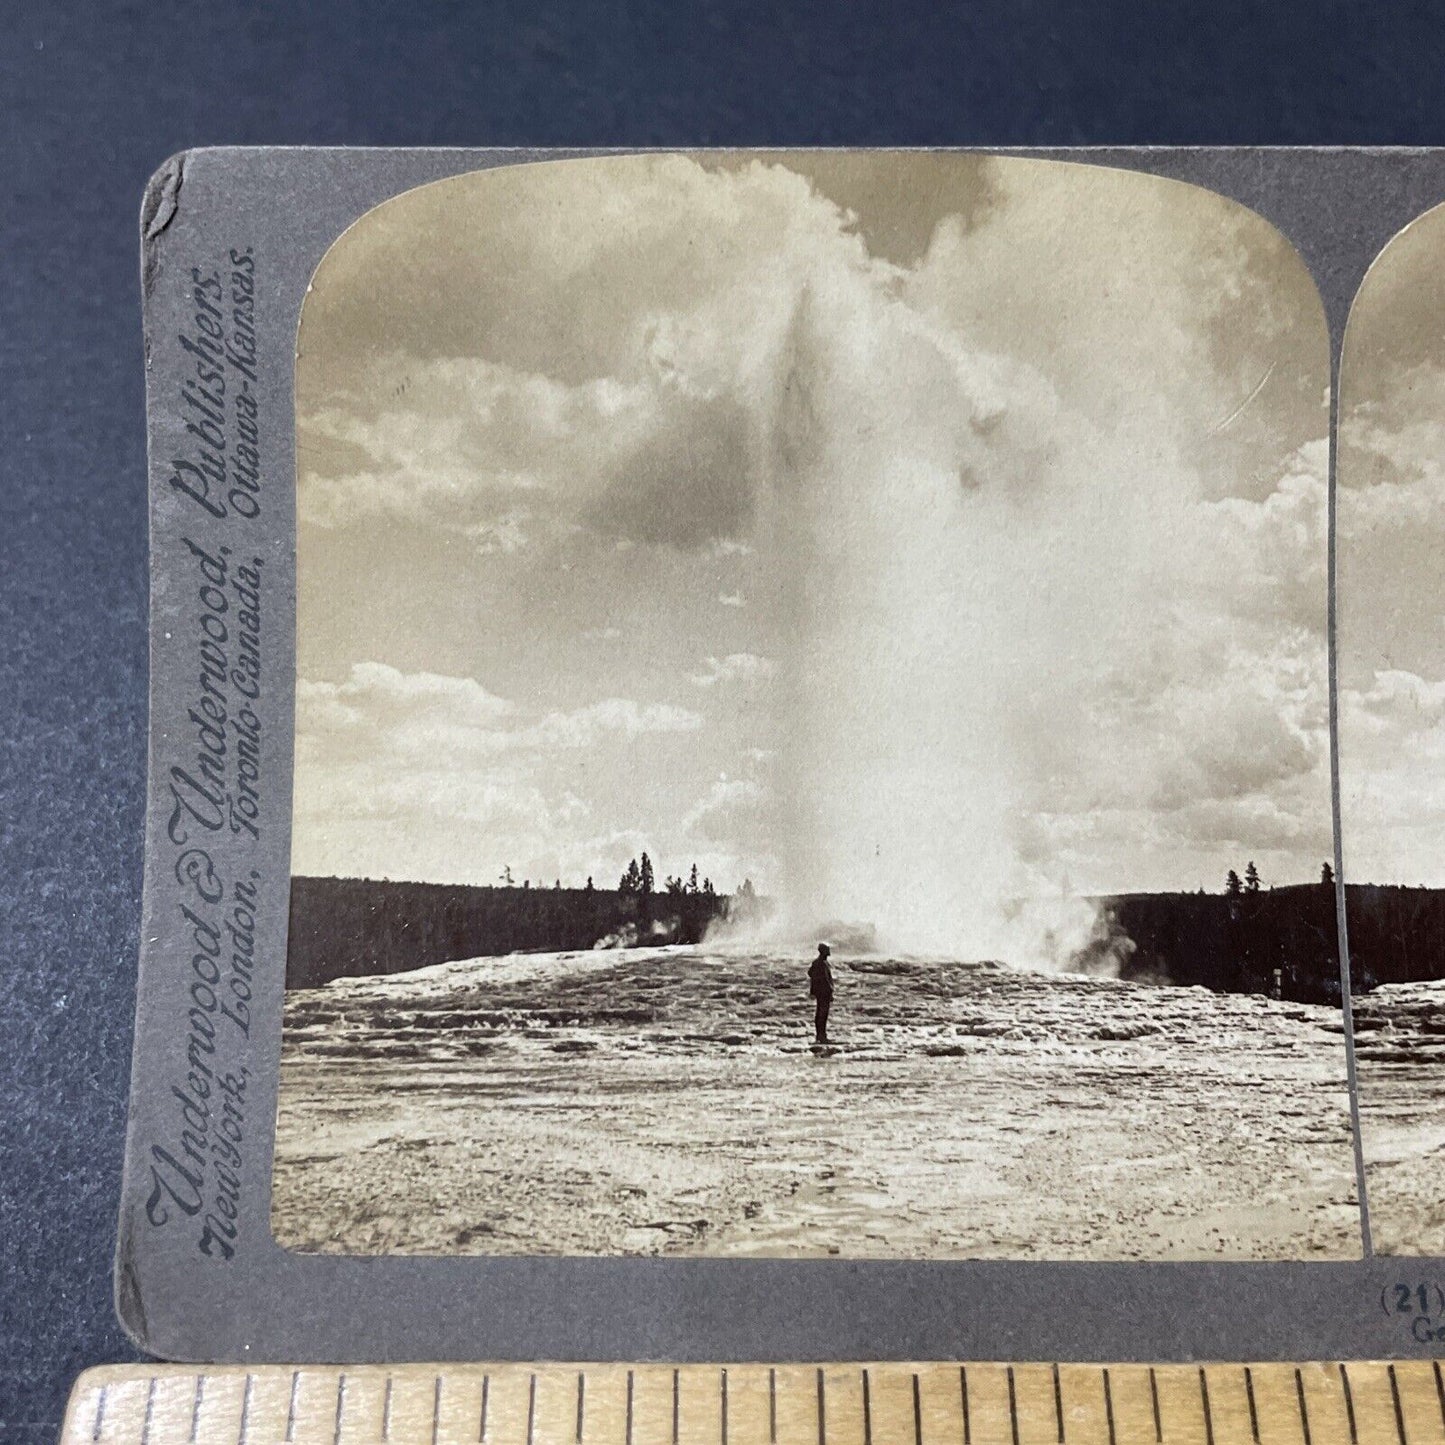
top-left (271, 152), bottom-right (1360, 1261)
top-left (1338, 199), bottom-right (1445, 1258)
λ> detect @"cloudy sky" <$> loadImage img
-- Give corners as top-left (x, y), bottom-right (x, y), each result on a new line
top-left (292, 153), bottom-right (1332, 942)
top-left (1339, 202), bottom-right (1445, 886)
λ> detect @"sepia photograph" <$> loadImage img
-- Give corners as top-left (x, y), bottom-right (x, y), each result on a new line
top-left (1338, 201), bottom-right (1445, 1256)
top-left (271, 152), bottom-right (1360, 1260)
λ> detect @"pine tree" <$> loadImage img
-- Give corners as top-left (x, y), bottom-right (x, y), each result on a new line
top-left (1245, 861), bottom-right (1261, 893)
top-left (688, 863), bottom-right (700, 895)
top-left (639, 852), bottom-right (654, 896)
top-left (1321, 861), bottom-right (1335, 886)
top-left (1226, 869), bottom-right (1243, 896)
top-left (621, 858), bottom-right (641, 894)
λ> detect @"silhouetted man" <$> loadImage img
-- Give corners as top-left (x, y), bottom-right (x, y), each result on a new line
top-left (808, 942), bottom-right (834, 1044)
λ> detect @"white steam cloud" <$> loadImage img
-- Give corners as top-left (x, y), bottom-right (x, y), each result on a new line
top-left (749, 265), bottom-right (1134, 962)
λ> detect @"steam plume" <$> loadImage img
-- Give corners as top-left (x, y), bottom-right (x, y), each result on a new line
top-left (751, 259), bottom-right (1150, 968)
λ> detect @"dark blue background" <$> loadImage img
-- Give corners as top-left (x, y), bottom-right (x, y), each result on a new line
top-left (4, 2), bottom-right (1444, 1437)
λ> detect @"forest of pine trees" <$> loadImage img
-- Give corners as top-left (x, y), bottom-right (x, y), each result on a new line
top-left (1103, 861), bottom-right (1445, 1001)
top-left (288, 861), bottom-right (756, 988)
top-left (287, 852), bottom-right (1445, 997)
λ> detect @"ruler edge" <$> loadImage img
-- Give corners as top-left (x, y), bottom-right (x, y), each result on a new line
top-left (62, 1357), bottom-right (1445, 1439)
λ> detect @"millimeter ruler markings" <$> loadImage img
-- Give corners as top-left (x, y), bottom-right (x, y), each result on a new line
top-left (63, 1361), bottom-right (1445, 1445)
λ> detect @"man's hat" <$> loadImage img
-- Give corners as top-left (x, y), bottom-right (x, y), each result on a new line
top-left (817, 942), bottom-right (831, 955)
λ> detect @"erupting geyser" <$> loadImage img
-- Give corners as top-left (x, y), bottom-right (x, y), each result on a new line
top-left (750, 256), bottom-right (1174, 968)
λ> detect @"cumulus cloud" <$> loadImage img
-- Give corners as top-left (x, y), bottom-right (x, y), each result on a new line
top-left (668, 777), bottom-right (777, 897)
top-left (528, 698), bottom-right (703, 748)
top-left (687, 653), bottom-right (777, 688)
top-left (1346, 671), bottom-right (1445, 733)
top-left (683, 777), bottom-right (766, 839)
top-left (1335, 207), bottom-right (1445, 886)
top-left (298, 663), bottom-right (699, 766)
top-left (299, 156), bottom-right (876, 550)
top-left (297, 664), bottom-right (511, 764)
top-left (293, 663), bottom-right (703, 882)
top-left (1338, 671), bottom-right (1445, 885)
top-left (299, 356), bottom-right (661, 537)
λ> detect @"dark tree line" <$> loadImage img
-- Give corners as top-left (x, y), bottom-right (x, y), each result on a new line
top-left (1107, 875), bottom-right (1341, 1002)
top-left (1224, 861), bottom-right (1334, 896)
top-left (1224, 861), bottom-right (1267, 896)
top-left (1344, 883), bottom-right (1445, 989)
top-left (288, 857), bottom-right (1445, 998)
top-left (287, 872), bottom-right (745, 989)
top-left (612, 852), bottom-right (727, 943)
top-left (1106, 861), bottom-right (1445, 1002)
top-left (617, 853), bottom-right (718, 900)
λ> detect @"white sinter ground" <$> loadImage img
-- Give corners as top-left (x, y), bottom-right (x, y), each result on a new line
top-left (271, 945), bottom-right (1361, 1260)
top-left (1349, 980), bottom-right (1445, 1254)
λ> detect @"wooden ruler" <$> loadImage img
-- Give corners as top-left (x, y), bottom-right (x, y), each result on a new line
top-left (60, 1361), bottom-right (1445, 1445)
